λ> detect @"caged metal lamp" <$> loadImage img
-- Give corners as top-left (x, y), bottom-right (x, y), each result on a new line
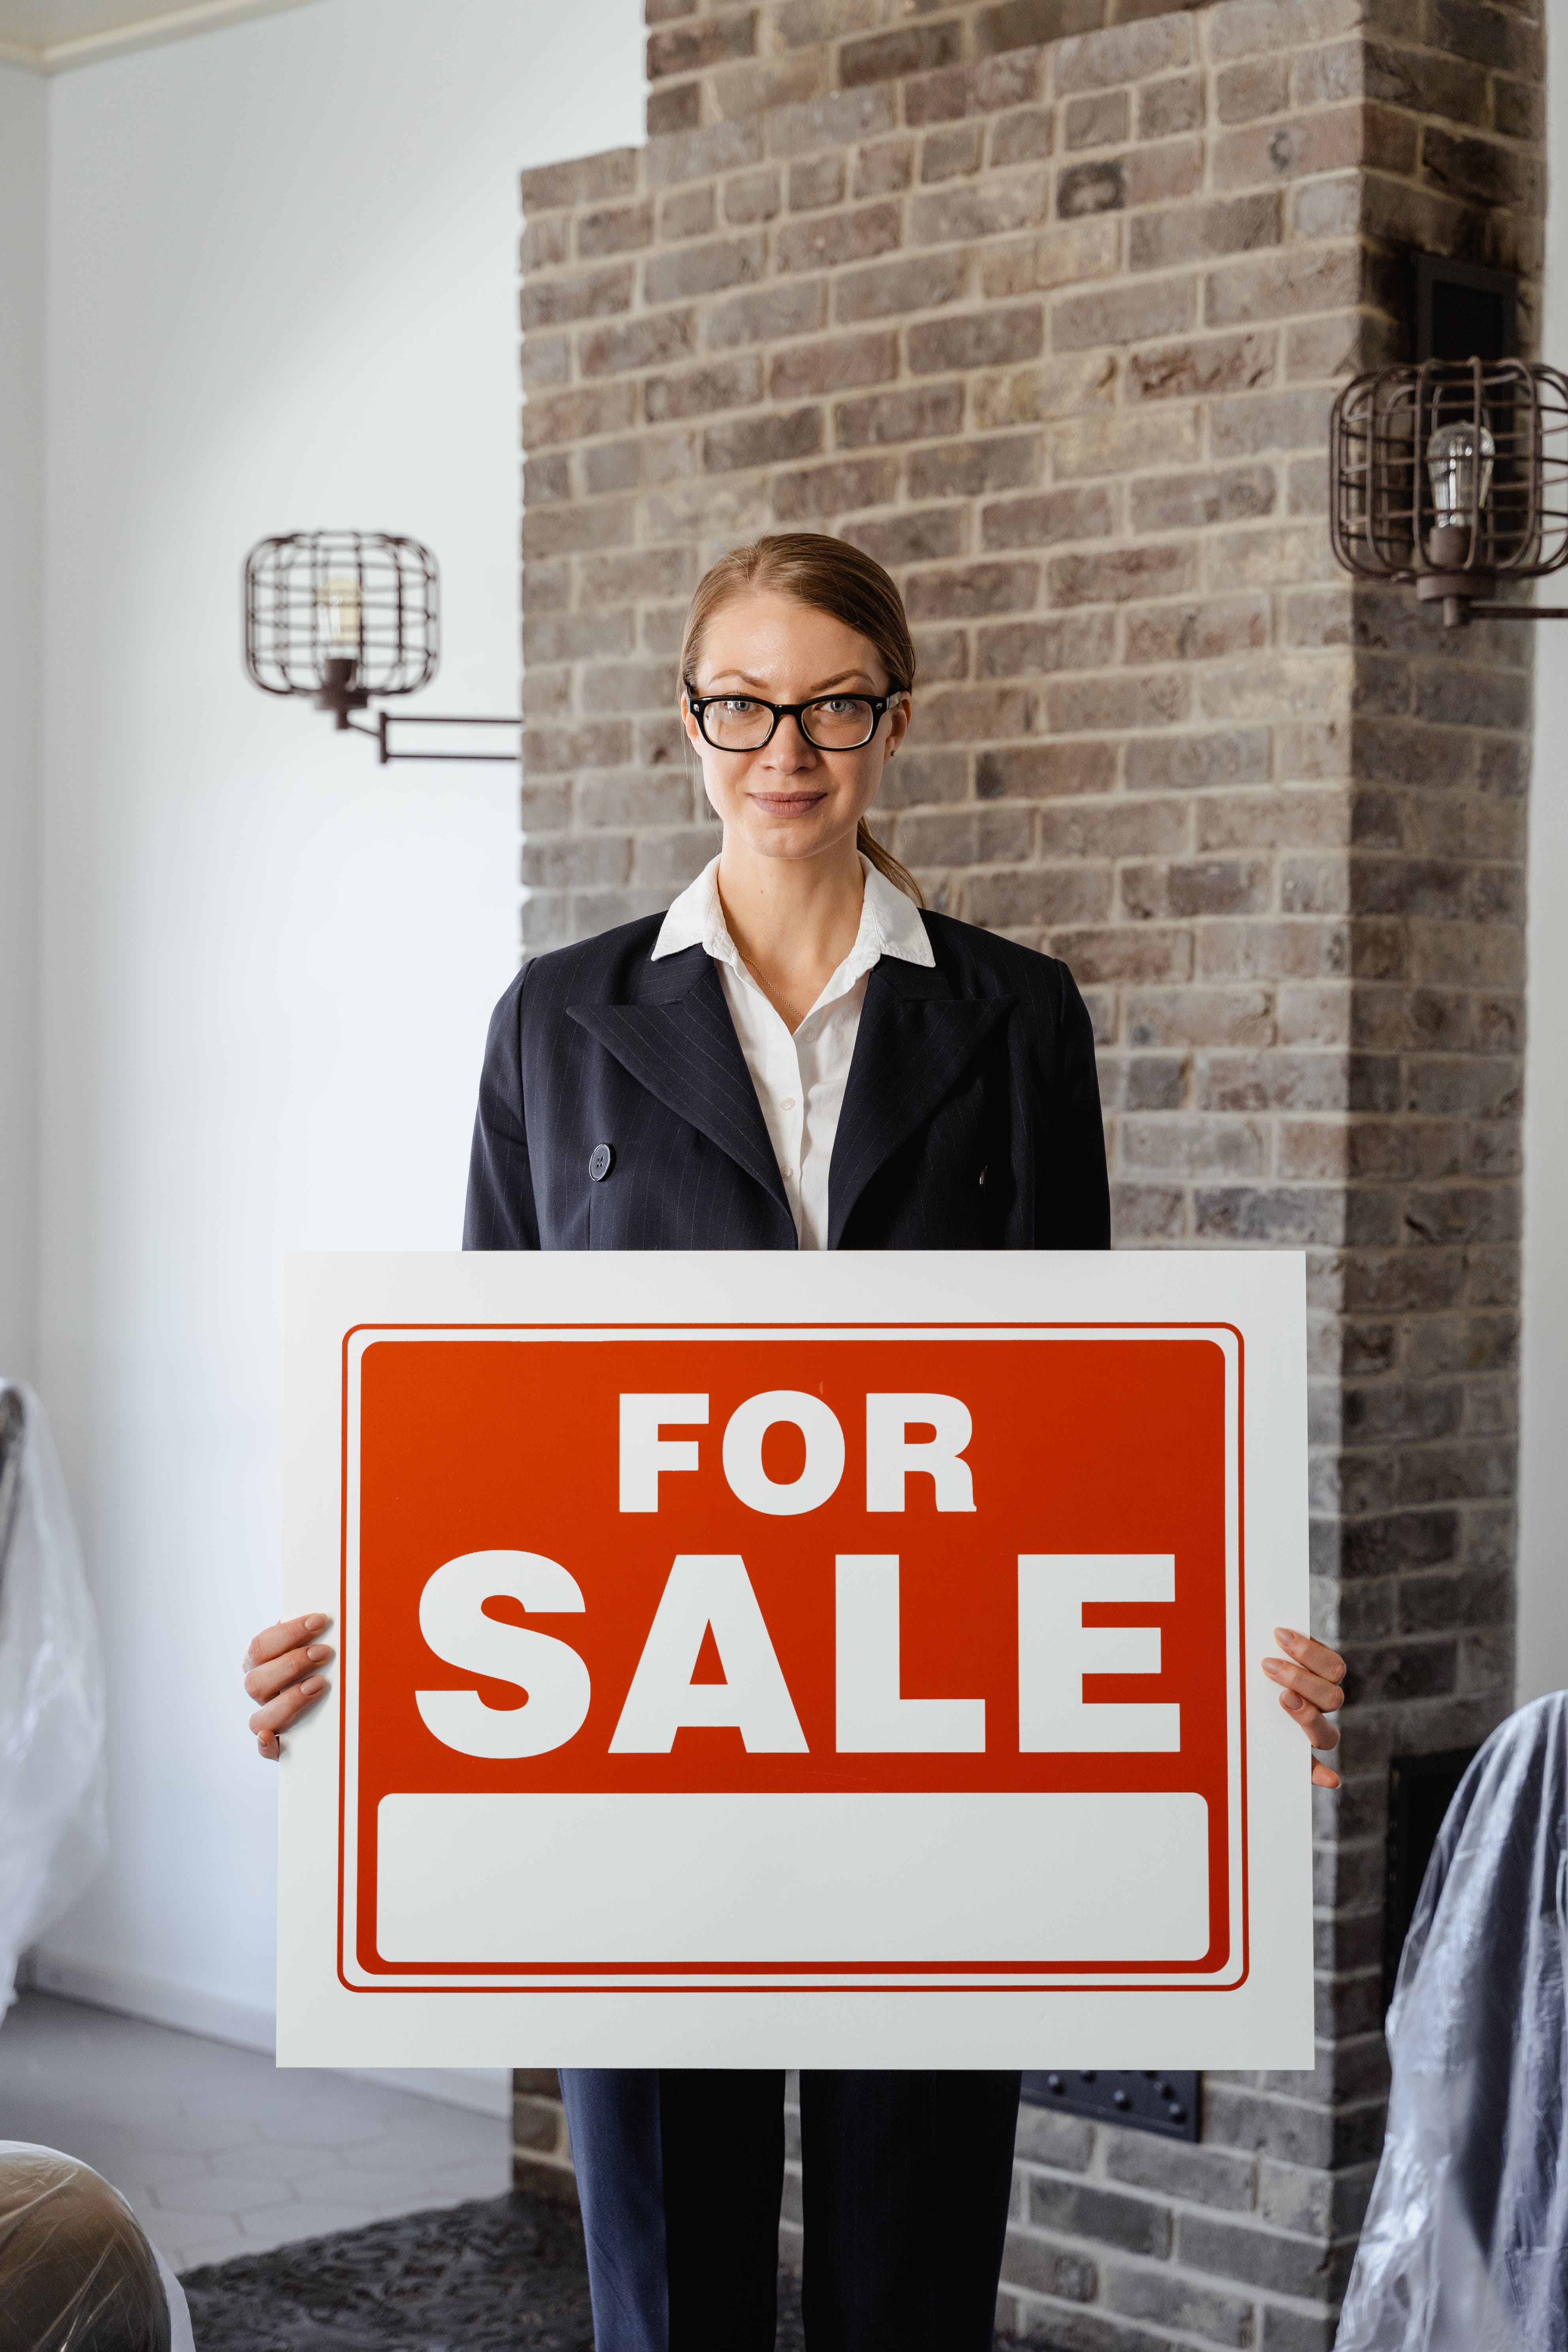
top-left (1328, 359), bottom-right (1568, 629)
top-left (243, 531), bottom-right (521, 763)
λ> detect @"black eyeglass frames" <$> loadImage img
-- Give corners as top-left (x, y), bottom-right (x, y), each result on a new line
top-left (684, 685), bottom-right (908, 752)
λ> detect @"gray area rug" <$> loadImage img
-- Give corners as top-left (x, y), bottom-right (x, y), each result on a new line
top-left (179, 2190), bottom-right (808, 2350)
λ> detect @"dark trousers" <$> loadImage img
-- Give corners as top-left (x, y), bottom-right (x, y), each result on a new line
top-left (558, 2067), bottom-right (1021, 2352)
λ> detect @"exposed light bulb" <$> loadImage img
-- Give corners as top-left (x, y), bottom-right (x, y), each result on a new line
top-left (318, 575), bottom-right (363, 652)
top-left (1427, 419), bottom-right (1495, 529)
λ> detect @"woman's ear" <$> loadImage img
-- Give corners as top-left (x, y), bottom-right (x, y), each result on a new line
top-left (682, 692), bottom-right (720, 819)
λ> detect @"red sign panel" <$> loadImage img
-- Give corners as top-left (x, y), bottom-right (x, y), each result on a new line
top-left (338, 1321), bottom-right (1244, 1995)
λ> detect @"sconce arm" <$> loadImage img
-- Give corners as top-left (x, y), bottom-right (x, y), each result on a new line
top-left (373, 710), bottom-right (523, 765)
top-left (1463, 603), bottom-right (1568, 621)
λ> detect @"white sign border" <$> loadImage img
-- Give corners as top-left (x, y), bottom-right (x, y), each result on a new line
top-left (280, 1249), bottom-right (1312, 2070)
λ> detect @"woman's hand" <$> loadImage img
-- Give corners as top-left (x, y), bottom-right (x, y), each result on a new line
top-left (243, 1615), bottom-right (335, 1760)
top-left (1263, 1628), bottom-right (1346, 1789)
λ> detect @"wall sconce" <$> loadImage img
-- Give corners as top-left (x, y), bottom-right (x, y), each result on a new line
top-left (1328, 359), bottom-right (1568, 628)
top-left (243, 531), bottom-right (520, 763)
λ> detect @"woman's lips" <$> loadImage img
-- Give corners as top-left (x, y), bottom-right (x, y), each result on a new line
top-left (751, 792), bottom-right (827, 814)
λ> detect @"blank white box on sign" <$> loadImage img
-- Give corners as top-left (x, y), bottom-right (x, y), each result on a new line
top-left (374, 1792), bottom-right (1212, 1967)
top-left (278, 1248), bottom-right (1313, 2070)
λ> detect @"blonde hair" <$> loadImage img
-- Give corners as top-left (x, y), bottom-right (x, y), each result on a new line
top-left (680, 532), bottom-right (924, 906)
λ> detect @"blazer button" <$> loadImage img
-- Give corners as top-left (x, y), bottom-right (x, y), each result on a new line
top-left (588, 1143), bottom-right (615, 1183)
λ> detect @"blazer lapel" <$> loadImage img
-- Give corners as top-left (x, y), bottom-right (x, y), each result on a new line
top-left (568, 947), bottom-right (791, 1214)
top-left (828, 960), bottom-right (1013, 1249)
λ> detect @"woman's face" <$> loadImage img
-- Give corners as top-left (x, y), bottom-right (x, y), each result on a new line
top-left (682, 588), bottom-right (910, 867)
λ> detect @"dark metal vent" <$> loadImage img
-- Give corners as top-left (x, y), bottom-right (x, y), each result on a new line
top-left (0, 1384), bottom-right (23, 1602)
top-left (1384, 1745), bottom-right (1479, 2011)
top-left (1413, 253), bottom-right (1518, 365)
top-left (1021, 2070), bottom-right (1200, 2142)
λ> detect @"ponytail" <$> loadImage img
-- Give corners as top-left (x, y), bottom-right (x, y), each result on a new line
top-left (855, 815), bottom-right (924, 908)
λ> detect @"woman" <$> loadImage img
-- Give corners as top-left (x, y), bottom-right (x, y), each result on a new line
top-left (245, 534), bottom-right (1346, 2352)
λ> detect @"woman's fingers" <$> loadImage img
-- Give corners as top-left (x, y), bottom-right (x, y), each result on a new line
top-left (1276, 1688), bottom-right (1340, 1748)
top-left (1260, 1628), bottom-right (1346, 1719)
top-left (1262, 1658), bottom-right (1344, 1715)
top-left (243, 1639), bottom-right (335, 1706)
top-left (243, 1615), bottom-right (334, 1760)
top-left (243, 1614), bottom-right (331, 1675)
top-left (1278, 1629), bottom-right (1346, 1683)
top-left (1259, 1627), bottom-right (1346, 1790)
top-left (248, 1675), bottom-right (329, 1743)
top-left (1264, 1668), bottom-right (1342, 1749)
top-left (1270, 1626), bottom-right (1346, 1696)
top-left (243, 1616), bottom-right (334, 1702)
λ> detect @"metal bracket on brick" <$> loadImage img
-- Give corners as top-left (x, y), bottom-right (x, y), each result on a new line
top-left (1020, 2070), bottom-right (1200, 2141)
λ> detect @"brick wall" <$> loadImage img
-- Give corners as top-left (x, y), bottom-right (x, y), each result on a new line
top-left (513, 0), bottom-right (1545, 2343)
top-left (643, 0), bottom-right (1210, 134)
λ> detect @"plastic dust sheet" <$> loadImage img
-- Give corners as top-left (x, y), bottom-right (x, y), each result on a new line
top-left (1336, 1691), bottom-right (1568, 2352)
top-left (0, 2142), bottom-right (194, 2352)
top-left (0, 1382), bottom-right (108, 2012)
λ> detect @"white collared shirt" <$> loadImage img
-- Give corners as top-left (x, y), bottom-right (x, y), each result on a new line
top-left (651, 854), bottom-right (934, 1249)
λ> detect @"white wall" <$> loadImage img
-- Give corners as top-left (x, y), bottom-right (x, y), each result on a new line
top-left (0, 64), bottom-right (46, 1382)
top-left (1517, 10), bottom-right (1568, 1701)
top-left (32, 0), bottom-right (642, 2042)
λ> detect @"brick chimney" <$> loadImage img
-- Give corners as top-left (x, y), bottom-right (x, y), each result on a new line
top-left (512, 1), bottom-right (1545, 2340)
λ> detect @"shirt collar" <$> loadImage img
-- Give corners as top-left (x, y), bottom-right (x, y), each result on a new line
top-left (651, 854), bottom-right (934, 971)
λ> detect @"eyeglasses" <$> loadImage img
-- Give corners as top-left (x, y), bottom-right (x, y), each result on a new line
top-left (684, 686), bottom-right (907, 752)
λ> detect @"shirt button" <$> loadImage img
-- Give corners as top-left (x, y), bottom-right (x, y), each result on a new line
top-left (588, 1143), bottom-right (615, 1183)
top-left (781, 1096), bottom-right (796, 1111)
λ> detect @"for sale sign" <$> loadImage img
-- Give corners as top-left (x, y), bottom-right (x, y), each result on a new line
top-left (278, 1251), bottom-right (1311, 2069)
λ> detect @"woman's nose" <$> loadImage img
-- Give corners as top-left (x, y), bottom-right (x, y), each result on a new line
top-left (764, 713), bottom-right (817, 766)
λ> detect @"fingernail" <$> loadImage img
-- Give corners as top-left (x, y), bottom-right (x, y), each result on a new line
top-left (1260, 1658), bottom-right (1284, 1676)
top-left (304, 1615), bottom-right (328, 1632)
top-left (306, 1645), bottom-right (331, 1661)
top-left (1282, 1690), bottom-right (1304, 1711)
top-left (301, 1675), bottom-right (324, 1695)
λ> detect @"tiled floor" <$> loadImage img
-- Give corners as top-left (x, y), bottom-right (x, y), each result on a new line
top-left (0, 1991), bottom-right (511, 2273)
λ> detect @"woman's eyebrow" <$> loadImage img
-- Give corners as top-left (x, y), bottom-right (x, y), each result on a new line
top-left (702, 666), bottom-right (878, 692)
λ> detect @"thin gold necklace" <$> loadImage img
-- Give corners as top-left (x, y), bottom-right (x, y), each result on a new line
top-left (735, 943), bottom-right (810, 1031)
top-left (717, 876), bottom-right (812, 1028)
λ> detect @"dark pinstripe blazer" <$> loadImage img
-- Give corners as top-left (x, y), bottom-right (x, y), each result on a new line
top-left (463, 908), bottom-right (1109, 1252)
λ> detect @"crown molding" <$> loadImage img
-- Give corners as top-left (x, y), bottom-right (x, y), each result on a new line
top-left (0, 0), bottom-right (320, 73)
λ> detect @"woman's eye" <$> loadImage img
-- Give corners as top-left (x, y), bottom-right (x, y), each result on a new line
top-left (720, 698), bottom-right (759, 716)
